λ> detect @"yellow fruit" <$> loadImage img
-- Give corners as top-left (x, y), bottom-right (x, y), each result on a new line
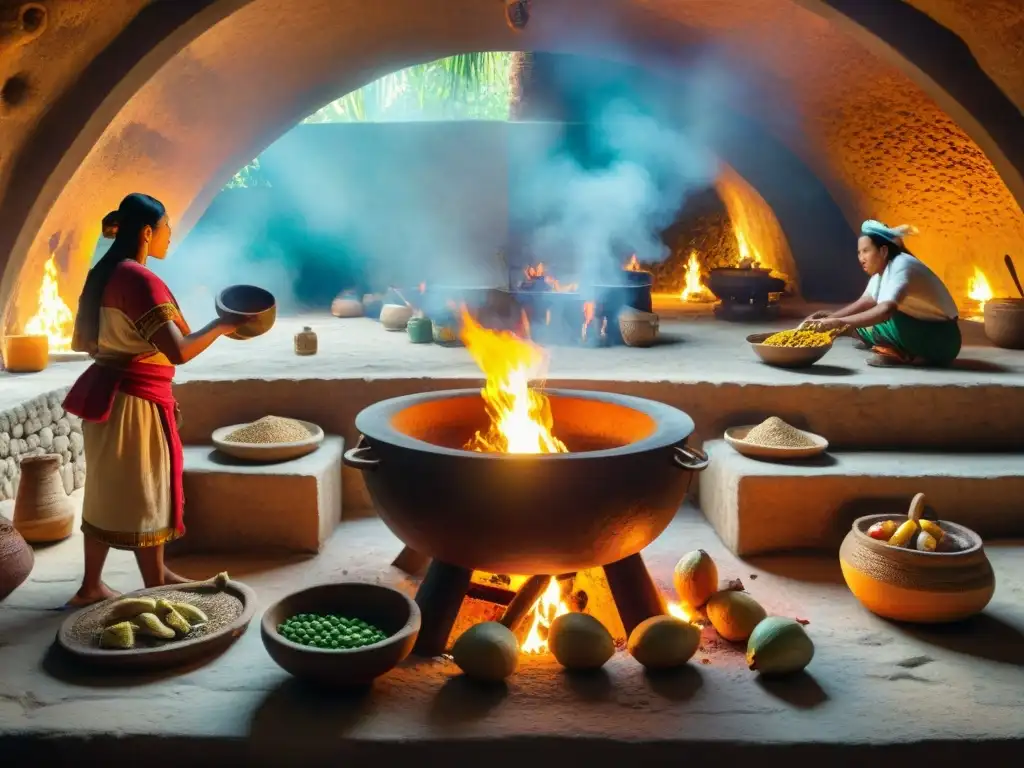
top-left (746, 617), bottom-right (814, 676)
top-left (887, 519), bottom-right (918, 548)
top-left (132, 612), bottom-right (176, 640)
top-left (105, 597), bottom-right (157, 624)
top-left (162, 607), bottom-right (192, 637)
top-left (915, 531), bottom-right (937, 552)
top-left (548, 613), bottom-right (615, 671)
top-left (672, 549), bottom-right (718, 610)
top-left (155, 598), bottom-right (175, 615)
top-left (919, 520), bottom-right (944, 542)
top-left (451, 622), bottom-right (519, 682)
top-left (706, 591), bottom-right (767, 643)
top-left (171, 602), bottom-right (209, 625)
top-left (627, 615), bottom-right (701, 670)
top-left (99, 621), bottom-right (136, 650)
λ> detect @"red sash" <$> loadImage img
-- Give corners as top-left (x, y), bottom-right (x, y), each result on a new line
top-left (63, 361), bottom-right (185, 537)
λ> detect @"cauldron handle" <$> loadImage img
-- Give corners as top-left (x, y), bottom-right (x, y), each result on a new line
top-left (343, 435), bottom-right (380, 472)
top-left (672, 444), bottom-right (709, 472)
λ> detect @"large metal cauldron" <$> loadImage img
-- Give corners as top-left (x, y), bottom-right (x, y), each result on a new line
top-left (343, 389), bottom-right (708, 574)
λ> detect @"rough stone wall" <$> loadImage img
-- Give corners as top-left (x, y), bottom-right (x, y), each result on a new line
top-left (0, 387), bottom-right (85, 502)
top-left (905, 0), bottom-right (1024, 109)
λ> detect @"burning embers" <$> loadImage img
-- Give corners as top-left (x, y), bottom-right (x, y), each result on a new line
top-left (460, 308), bottom-right (566, 454)
top-left (520, 263), bottom-right (577, 293)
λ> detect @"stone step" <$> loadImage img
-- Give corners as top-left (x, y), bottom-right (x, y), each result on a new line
top-left (170, 437), bottom-right (343, 555)
top-left (698, 439), bottom-right (1024, 556)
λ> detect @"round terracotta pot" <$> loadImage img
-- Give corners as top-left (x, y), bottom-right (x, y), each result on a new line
top-left (0, 514), bottom-right (34, 601)
top-left (839, 514), bottom-right (995, 623)
top-left (13, 454), bottom-right (75, 544)
top-left (983, 298), bottom-right (1024, 349)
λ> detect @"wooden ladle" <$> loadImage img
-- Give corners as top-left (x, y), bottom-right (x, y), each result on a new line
top-left (1004, 254), bottom-right (1024, 299)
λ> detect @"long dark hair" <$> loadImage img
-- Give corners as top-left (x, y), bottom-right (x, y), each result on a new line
top-left (866, 233), bottom-right (914, 261)
top-left (75, 193), bottom-right (166, 351)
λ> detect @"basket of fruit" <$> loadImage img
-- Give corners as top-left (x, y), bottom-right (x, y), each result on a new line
top-left (839, 493), bottom-right (995, 623)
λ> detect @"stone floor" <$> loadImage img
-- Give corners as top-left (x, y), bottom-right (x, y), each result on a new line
top-left (2, 502), bottom-right (1023, 765)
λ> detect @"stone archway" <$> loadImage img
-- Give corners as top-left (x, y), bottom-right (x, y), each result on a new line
top-left (2, 0), bottom-right (1023, 334)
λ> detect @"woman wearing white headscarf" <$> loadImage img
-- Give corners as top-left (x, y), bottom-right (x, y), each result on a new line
top-left (804, 220), bottom-right (961, 367)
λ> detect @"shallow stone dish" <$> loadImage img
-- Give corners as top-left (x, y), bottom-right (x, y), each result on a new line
top-left (261, 582), bottom-right (420, 687)
top-left (840, 513), bottom-right (995, 623)
top-left (724, 425), bottom-right (828, 460)
top-left (211, 420), bottom-right (324, 463)
top-left (56, 577), bottom-right (256, 670)
top-left (747, 332), bottom-right (833, 368)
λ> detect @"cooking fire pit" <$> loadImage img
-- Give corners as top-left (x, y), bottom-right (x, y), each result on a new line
top-left (343, 388), bottom-right (708, 655)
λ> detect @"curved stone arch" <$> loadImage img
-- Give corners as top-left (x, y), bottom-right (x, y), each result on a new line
top-left (3, 0), bottom-right (1022, 332)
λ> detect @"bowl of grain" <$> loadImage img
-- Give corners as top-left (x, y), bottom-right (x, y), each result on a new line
top-left (724, 417), bottom-right (828, 460)
top-left (747, 330), bottom-right (833, 368)
top-left (212, 415), bottom-right (324, 463)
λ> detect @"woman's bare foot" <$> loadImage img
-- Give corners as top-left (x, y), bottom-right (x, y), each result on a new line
top-left (162, 567), bottom-right (191, 585)
top-left (67, 582), bottom-right (120, 608)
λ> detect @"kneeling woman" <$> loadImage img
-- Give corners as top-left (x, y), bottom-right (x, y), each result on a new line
top-left (807, 220), bottom-right (961, 367)
top-left (63, 193), bottom-right (245, 605)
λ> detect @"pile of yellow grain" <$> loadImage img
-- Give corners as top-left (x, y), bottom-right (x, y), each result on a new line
top-left (744, 417), bottom-right (816, 448)
top-left (223, 416), bottom-right (310, 444)
top-left (761, 329), bottom-right (834, 348)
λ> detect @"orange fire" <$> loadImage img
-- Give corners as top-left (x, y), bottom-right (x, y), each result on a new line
top-left (967, 267), bottom-right (993, 313)
top-left (460, 307), bottom-right (567, 454)
top-left (524, 263), bottom-right (577, 293)
top-left (679, 251), bottom-right (714, 303)
top-left (625, 254), bottom-right (641, 272)
top-left (24, 254), bottom-right (74, 352)
top-left (521, 577), bottom-right (571, 654)
top-left (667, 601), bottom-right (697, 623)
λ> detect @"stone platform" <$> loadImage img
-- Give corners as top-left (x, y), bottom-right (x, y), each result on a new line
top-left (1, 507), bottom-right (1023, 765)
top-left (701, 441), bottom-right (1024, 555)
top-left (172, 437), bottom-right (344, 555)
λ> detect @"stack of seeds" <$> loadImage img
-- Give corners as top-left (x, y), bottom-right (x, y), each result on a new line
top-left (277, 613), bottom-right (388, 649)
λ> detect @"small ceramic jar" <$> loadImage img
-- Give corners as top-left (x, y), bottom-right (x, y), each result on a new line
top-left (380, 304), bottom-right (413, 332)
top-left (294, 326), bottom-right (318, 356)
top-left (407, 316), bottom-right (433, 344)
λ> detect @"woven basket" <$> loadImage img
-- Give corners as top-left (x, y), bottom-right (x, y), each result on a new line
top-left (619, 318), bottom-right (659, 348)
top-left (0, 515), bottom-right (34, 601)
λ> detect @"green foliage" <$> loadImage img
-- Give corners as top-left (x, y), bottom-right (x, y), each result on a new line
top-left (225, 156), bottom-right (271, 189)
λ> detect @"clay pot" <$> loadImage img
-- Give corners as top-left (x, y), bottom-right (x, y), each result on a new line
top-left (379, 304), bottom-right (413, 331)
top-left (0, 514), bottom-right (34, 601)
top-left (983, 298), bottom-right (1024, 349)
top-left (331, 296), bottom-right (364, 318)
top-left (619, 308), bottom-right (659, 348)
top-left (13, 454), bottom-right (76, 544)
top-left (407, 316), bottom-right (433, 344)
top-left (261, 582), bottom-right (421, 688)
top-left (2, 334), bottom-right (49, 373)
top-left (840, 513), bottom-right (995, 623)
top-left (216, 285), bottom-right (277, 341)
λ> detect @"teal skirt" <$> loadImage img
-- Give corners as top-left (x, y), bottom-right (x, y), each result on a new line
top-left (856, 311), bottom-right (961, 365)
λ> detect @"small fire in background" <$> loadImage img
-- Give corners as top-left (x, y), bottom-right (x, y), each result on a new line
top-left (24, 254), bottom-right (74, 352)
top-left (625, 254), bottom-right (642, 272)
top-left (460, 307), bottom-right (567, 454)
top-left (522, 263), bottom-right (577, 293)
top-left (679, 251), bottom-right (715, 303)
top-left (667, 601), bottom-right (698, 624)
top-left (521, 578), bottom-right (571, 654)
top-left (967, 267), bottom-right (993, 317)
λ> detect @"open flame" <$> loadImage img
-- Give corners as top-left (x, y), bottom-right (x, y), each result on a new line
top-left (460, 307), bottom-right (567, 454)
top-left (679, 251), bottom-right (714, 303)
top-left (667, 601), bottom-right (697, 623)
top-left (24, 255), bottom-right (74, 352)
top-left (625, 254), bottom-right (641, 272)
top-left (523, 263), bottom-right (577, 293)
top-left (521, 577), bottom-right (571, 654)
top-left (967, 267), bottom-right (993, 313)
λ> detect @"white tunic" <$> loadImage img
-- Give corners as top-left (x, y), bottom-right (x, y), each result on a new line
top-left (863, 253), bottom-right (958, 321)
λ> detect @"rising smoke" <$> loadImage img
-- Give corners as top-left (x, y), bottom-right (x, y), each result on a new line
top-left (139, 52), bottom-right (752, 319)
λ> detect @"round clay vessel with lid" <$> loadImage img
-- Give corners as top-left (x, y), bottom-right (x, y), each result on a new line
top-left (840, 513), bottom-right (995, 623)
top-left (0, 514), bottom-right (34, 601)
top-left (13, 454), bottom-right (76, 544)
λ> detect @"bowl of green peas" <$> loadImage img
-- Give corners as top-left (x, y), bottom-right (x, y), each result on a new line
top-left (261, 582), bottom-right (421, 687)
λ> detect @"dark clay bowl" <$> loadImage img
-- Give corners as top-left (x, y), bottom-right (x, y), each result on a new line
top-left (261, 582), bottom-right (420, 687)
top-left (216, 285), bottom-right (276, 340)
